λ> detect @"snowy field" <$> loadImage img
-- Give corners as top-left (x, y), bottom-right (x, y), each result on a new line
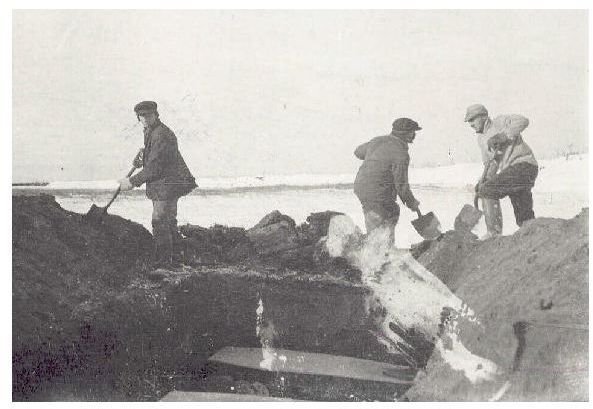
top-left (16, 154), bottom-right (588, 249)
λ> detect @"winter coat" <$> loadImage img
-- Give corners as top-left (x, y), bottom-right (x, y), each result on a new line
top-left (353, 134), bottom-right (419, 210)
top-left (129, 119), bottom-right (197, 200)
top-left (477, 118), bottom-right (500, 166)
top-left (490, 114), bottom-right (538, 172)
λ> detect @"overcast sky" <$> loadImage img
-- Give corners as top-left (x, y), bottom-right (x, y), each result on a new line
top-left (12, 9), bottom-right (588, 182)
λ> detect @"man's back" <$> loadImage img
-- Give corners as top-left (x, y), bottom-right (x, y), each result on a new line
top-left (131, 119), bottom-right (196, 200)
top-left (354, 134), bottom-right (409, 202)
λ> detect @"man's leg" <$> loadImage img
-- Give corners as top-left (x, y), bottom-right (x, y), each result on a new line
top-left (481, 198), bottom-right (503, 236)
top-left (481, 161), bottom-right (503, 236)
top-left (509, 189), bottom-right (535, 226)
top-left (152, 199), bottom-right (177, 265)
top-left (383, 203), bottom-right (400, 247)
top-left (168, 198), bottom-right (181, 259)
top-left (363, 209), bottom-right (384, 234)
top-left (479, 163), bottom-right (538, 228)
top-left (362, 201), bottom-right (399, 247)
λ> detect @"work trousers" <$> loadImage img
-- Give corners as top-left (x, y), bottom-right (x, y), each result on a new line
top-left (360, 200), bottom-right (400, 246)
top-left (482, 161), bottom-right (503, 235)
top-left (481, 198), bottom-right (503, 235)
top-left (152, 198), bottom-right (180, 263)
top-left (478, 162), bottom-right (538, 227)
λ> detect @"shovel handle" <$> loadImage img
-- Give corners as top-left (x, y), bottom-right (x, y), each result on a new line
top-left (473, 195), bottom-right (480, 210)
top-left (125, 165), bottom-right (137, 178)
top-left (104, 165), bottom-right (136, 211)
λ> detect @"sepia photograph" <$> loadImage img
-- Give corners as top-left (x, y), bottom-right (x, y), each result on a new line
top-left (8, 3), bottom-right (590, 403)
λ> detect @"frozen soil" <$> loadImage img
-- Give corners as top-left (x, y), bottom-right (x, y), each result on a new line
top-left (12, 195), bottom-right (401, 401)
top-left (12, 194), bottom-right (588, 401)
top-left (406, 208), bottom-right (588, 401)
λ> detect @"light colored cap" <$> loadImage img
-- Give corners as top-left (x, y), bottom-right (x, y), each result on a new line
top-left (464, 104), bottom-right (488, 122)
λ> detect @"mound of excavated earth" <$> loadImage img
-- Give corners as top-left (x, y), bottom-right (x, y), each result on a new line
top-left (12, 196), bottom-right (378, 402)
top-left (406, 208), bottom-right (589, 401)
top-left (12, 194), bottom-right (588, 402)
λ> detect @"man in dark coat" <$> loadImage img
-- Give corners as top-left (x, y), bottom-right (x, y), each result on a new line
top-left (119, 101), bottom-right (197, 266)
top-left (353, 117), bottom-right (422, 245)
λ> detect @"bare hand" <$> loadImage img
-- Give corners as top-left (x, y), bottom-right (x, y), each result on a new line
top-left (118, 178), bottom-right (133, 191)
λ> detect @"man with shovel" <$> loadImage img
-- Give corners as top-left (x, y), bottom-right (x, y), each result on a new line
top-left (477, 114), bottom-right (538, 227)
top-left (118, 101), bottom-right (197, 268)
top-left (353, 117), bottom-right (422, 245)
top-left (464, 104), bottom-right (503, 239)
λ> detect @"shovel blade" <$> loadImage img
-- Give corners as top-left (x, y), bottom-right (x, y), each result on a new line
top-left (84, 204), bottom-right (107, 223)
top-left (411, 211), bottom-right (442, 240)
top-left (454, 204), bottom-right (483, 233)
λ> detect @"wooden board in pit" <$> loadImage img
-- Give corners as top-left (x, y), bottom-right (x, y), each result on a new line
top-left (160, 391), bottom-right (300, 402)
top-left (208, 346), bottom-right (415, 385)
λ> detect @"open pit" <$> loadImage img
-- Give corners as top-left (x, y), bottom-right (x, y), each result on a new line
top-left (12, 194), bottom-right (588, 401)
top-left (12, 195), bottom-right (417, 401)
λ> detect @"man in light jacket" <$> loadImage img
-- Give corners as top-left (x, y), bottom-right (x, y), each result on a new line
top-left (353, 117), bottom-right (422, 245)
top-left (477, 114), bottom-right (538, 227)
top-left (464, 104), bottom-right (503, 238)
top-left (119, 101), bottom-right (197, 267)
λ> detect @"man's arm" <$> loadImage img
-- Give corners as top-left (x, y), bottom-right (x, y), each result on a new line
top-left (354, 141), bottom-right (370, 160)
top-left (132, 148), bottom-right (144, 168)
top-left (130, 130), bottom-right (176, 187)
top-left (392, 159), bottom-right (419, 211)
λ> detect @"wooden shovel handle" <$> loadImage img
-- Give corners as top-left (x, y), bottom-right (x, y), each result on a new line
top-left (104, 165), bottom-right (136, 211)
top-left (474, 159), bottom-right (495, 210)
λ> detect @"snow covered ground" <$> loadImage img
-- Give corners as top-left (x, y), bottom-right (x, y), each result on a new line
top-left (15, 154), bottom-right (588, 248)
top-left (21, 153), bottom-right (588, 193)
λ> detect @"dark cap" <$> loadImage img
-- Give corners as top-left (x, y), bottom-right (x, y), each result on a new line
top-left (134, 101), bottom-right (158, 115)
top-left (392, 117), bottom-right (422, 133)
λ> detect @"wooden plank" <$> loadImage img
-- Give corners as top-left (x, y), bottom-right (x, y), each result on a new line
top-left (208, 346), bottom-right (415, 385)
top-left (160, 391), bottom-right (299, 402)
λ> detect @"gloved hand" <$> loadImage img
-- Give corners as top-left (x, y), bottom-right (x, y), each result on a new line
top-left (118, 178), bottom-right (133, 191)
top-left (408, 200), bottom-right (420, 213)
top-left (487, 133), bottom-right (509, 153)
top-left (132, 148), bottom-right (144, 168)
top-left (475, 181), bottom-right (486, 198)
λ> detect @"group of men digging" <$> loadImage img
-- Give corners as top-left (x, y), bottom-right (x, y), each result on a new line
top-left (353, 104), bottom-right (538, 243)
top-left (118, 100), bottom-right (538, 267)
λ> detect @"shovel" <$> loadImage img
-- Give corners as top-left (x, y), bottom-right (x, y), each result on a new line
top-left (454, 196), bottom-right (483, 233)
top-left (84, 166), bottom-right (136, 223)
top-left (453, 159), bottom-right (495, 232)
top-left (411, 209), bottom-right (442, 240)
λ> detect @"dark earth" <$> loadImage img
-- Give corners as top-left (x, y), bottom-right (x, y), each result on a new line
top-left (12, 194), bottom-right (588, 401)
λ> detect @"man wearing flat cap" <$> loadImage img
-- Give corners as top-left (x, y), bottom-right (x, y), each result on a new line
top-left (353, 117), bottom-right (422, 245)
top-left (464, 104), bottom-right (503, 239)
top-left (119, 101), bottom-right (197, 267)
top-left (477, 114), bottom-right (538, 228)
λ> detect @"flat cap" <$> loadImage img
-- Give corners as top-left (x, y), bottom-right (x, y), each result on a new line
top-left (134, 101), bottom-right (158, 115)
top-left (392, 117), bottom-right (422, 133)
top-left (464, 104), bottom-right (488, 122)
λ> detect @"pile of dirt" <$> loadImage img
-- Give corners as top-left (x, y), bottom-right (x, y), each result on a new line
top-left (13, 194), bottom-right (154, 345)
top-left (12, 196), bottom-right (368, 401)
top-left (15, 193), bottom-right (586, 402)
top-left (406, 209), bottom-right (588, 401)
top-left (410, 229), bottom-right (480, 292)
top-left (180, 210), bottom-right (361, 281)
top-left (12, 194), bottom-right (159, 399)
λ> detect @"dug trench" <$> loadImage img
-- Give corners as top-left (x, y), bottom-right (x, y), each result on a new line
top-left (12, 194), bottom-right (588, 401)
